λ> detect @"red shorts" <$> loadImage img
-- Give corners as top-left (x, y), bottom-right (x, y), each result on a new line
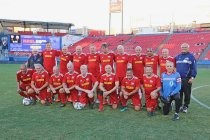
top-left (109, 92), bottom-right (118, 105)
top-left (70, 90), bottom-right (79, 102)
top-left (145, 93), bottom-right (158, 111)
top-left (121, 93), bottom-right (141, 107)
top-left (79, 92), bottom-right (94, 105)
top-left (37, 89), bottom-right (48, 101)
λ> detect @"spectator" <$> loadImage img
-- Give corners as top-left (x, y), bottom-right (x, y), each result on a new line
top-left (27, 48), bottom-right (43, 69)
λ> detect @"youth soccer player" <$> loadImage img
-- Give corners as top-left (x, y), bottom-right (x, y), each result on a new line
top-left (141, 65), bottom-right (161, 116)
top-left (98, 65), bottom-right (119, 111)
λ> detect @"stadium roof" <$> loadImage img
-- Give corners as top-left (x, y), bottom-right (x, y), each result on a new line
top-left (0, 19), bottom-right (74, 30)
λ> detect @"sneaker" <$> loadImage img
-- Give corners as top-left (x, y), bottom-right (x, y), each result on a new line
top-left (151, 111), bottom-right (156, 116)
top-left (172, 113), bottom-right (180, 121)
top-left (95, 99), bottom-right (100, 104)
top-left (147, 111), bottom-right (156, 117)
top-left (59, 104), bottom-right (66, 107)
top-left (120, 106), bottom-right (128, 112)
top-left (31, 99), bottom-right (37, 105)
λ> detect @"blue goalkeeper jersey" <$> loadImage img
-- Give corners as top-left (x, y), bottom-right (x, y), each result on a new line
top-left (161, 72), bottom-right (181, 98)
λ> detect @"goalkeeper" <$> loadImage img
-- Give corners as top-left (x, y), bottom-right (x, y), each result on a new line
top-left (161, 61), bottom-right (181, 121)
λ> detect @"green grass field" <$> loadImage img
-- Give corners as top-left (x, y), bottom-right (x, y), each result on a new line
top-left (0, 64), bottom-right (210, 140)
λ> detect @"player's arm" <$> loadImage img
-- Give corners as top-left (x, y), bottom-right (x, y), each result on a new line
top-left (140, 85), bottom-right (145, 95)
top-left (99, 83), bottom-right (107, 92)
top-left (171, 75), bottom-right (181, 96)
top-left (75, 85), bottom-right (89, 94)
top-left (49, 84), bottom-right (56, 93)
top-left (121, 86), bottom-right (129, 96)
top-left (128, 86), bottom-right (140, 96)
top-left (54, 85), bottom-right (63, 90)
top-left (31, 81), bottom-right (39, 93)
top-left (16, 82), bottom-right (21, 92)
top-left (62, 82), bottom-right (70, 93)
top-left (105, 81), bottom-right (119, 95)
top-left (91, 81), bottom-right (99, 93)
top-left (38, 82), bottom-right (49, 91)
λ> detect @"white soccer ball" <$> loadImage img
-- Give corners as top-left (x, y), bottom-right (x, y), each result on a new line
top-left (73, 102), bottom-right (84, 110)
top-left (22, 98), bottom-right (31, 106)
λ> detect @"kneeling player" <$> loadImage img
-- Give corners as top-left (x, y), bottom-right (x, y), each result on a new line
top-left (62, 62), bottom-right (79, 107)
top-left (98, 65), bottom-right (119, 111)
top-left (75, 65), bottom-right (98, 109)
top-left (30, 64), bottom-right (49, 105)
top-left (142, 65), bottom-right (161, 116)
top-left (48, 66), bottom-right (64, 106)
top-left (120, 68), bottom-right (141, 111)
top-left (16, 64), bottom-right (36, 104)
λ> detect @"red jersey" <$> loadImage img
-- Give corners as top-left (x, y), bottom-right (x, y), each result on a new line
top-left (159, 56), bottom-right (175, 75)
top-left (49, 73), bottom-right (63, 88)
top-left (87, 53), bottom-right (100, 77)
top-left (42, 50), bottom-right (60, 75)
top-left (76, 73), bottom-right (97, 92)
top-left (144, 55), bottom-right (159, 75)
top-left (73, 53), bottom-right (86, 74)
top-left (142, 74), bottom-right (161, 95)
top-left (32, 71), bottom-right (49, 88)
top-left (16, 69), bottom-right (34, 86)
top-left (121, 77), bottom-right (140, 93)
top-left (99, 52), bottom-right (115, 74)
top-left (130, 54), bottom-right (145, 79)
top-left (115, 53), bottom-right (130, 77)
top-left (60, 52), bottom-right (73, 75)
top-left (100, 73), bottom-right (119, 91)
top-left (63, 71), bottom-right (78, 88)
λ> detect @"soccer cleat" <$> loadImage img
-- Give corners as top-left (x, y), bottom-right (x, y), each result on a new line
top-left (182, 106), bottom-right (188, 113)
top-left (30, 99), bottom-right (37, 105)
top-left (55, 98), bottom-right (60, 102)
top-left (172, 113), bottom-right (180, 121)
top-left (147, 111), bottom-right (155, 117)
top-left (45, 101), bottom-right (51, 106)
top-left (120, 106), bottom-right (128, 112)
top-left (60, 104), bottom-right (66, 107)
top-left (95, 99), bottom-right (100, 104)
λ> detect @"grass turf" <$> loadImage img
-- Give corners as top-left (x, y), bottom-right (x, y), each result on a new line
top-left (0, 64), bottom-right (210, 140)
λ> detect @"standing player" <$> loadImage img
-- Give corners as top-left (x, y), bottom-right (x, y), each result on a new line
top-left (48, 66), bottom-right (64, 106)
top-left (98, 65), bottom-right (119, 111)
top-left (72, 46), bottom-right (86, 74)
top-left (144, 48), bottom-right (159, 75)
top-left (62, 62), bottom-right (79, 107)
top-left (141, 65), bottom-right (161, 116)
top-left (30, 64), bottom-right (49, 105)
top-left (16, 64), bottom-right (36, 103)
top-left (159, 48), bottom-right (175, 75)
top-left (175, 43), bottom-right (197, 113)
top-left (161, 61), bottom-right (181, 121)
top-left (75, 65), bottom-right (98, 109)
top-left (99, 43), bottom-right (115, 74)
top-left (59, 46), bottom-right (73, 75)
top-left (42, 42), bottom-right (60, 75)
top-left (120, 68), bottom-right (141, 111)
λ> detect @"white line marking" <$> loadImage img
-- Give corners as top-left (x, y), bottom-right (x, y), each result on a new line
top-left (191, 85), bottom-right (210, 110)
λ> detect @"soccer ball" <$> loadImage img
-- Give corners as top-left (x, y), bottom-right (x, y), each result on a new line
top-left (73, 102), bottom-right (84, 110)
top-left (22, 98), bottom-right (31, 106)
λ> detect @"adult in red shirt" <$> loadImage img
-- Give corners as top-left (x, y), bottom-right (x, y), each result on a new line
top-left (159, 48), bottom-right (175, 75)
top-left (99, 43), bottom-right (115, 74)
top-left (144, 48), bottom-right (159, 75)
top-left (114, 45), bottom-right (131, 84)
top-left (30, 64), bottom-right (49, 105)
top-left (72, 46), bottom-right (86, 74)
top-left (75, 65), bottom-right (98, 109)
top-left (16, 64), bottom-right (36, 102)
top-left (87, 45), bottom-right (100, 79)
top-left (121, 68), bottom-right (141, 111)
top-left (98, 65), bottom-right (119, 111)
top-left (130, 46), bottom-right (145, 81)
top-left (48, 66), bottom-right (64, 106)
top-left (62, 62), bottom-right (79, 107)
top-left (59, 46), bottom-right (73, 75)
top-left (42, 42), bottom-right (60, 75)
top-left (141, 65), bottom-right (161, 116)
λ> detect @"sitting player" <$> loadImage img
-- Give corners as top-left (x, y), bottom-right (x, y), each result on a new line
top-left (48, 66), bottom-right (64, 106)
top-left (120, 68), bottom-right (141, 111)
top-left (98, 65), bottom-right (119, 111)
top-left (141, 65), bottom-right (161, 116)
top-left (62, 62), bottom-right (79, 107)
top-left (16, 64), bottom-right (36, 104)
top-left (75, 65), bottom-right (98, 109)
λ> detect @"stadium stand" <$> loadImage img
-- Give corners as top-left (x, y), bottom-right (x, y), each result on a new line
top-left (18, 31), bottom-right (33, 35)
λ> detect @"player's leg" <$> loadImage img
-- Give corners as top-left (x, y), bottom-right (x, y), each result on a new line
top-left (59, 88), bottom-right (67, 107)
top-left (132, 93), bottom-right (141, 111)
top-left (98, 90), bottom-right (104, 112)
top-left (110, 92), bottom-right (118, 110)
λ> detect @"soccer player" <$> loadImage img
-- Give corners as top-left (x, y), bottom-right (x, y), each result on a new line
top-left (48, 66), bottom-right (64, 106)
top-left (62, 62), bottom-right (79, 106)
top-left (161, 61), bottom-right (181, 121)
top-left (42, 42), bottom-right (60, 75)
top-left (175, 43), bottom-right (197, 113)
top-left (72, 46), bottom-right (86, 74)
top-left (16, 64), bottom-right (36, 103)
top-left (144, 48), bottom-right (159, 75)
top-left (141, 65), bottom-right (161, 116)
top-left (75, 65), bottom-right (98, 109)
top-left (27, 48), bottom-right (43, 69)
top-left (159, 48), bottom-right (175, 75)
top-left (99, 43), bottom-right (115, 74)
top-left (30, 64), bottom-right (49, 105)
top-left (59, 46), bottom-right (73, 75)
top-left (129, 46), bottom-right (145, 81)
top-left (98, 65), bottom-right (119, 111)
top-left (120, 68), bottom-right (141, 111)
